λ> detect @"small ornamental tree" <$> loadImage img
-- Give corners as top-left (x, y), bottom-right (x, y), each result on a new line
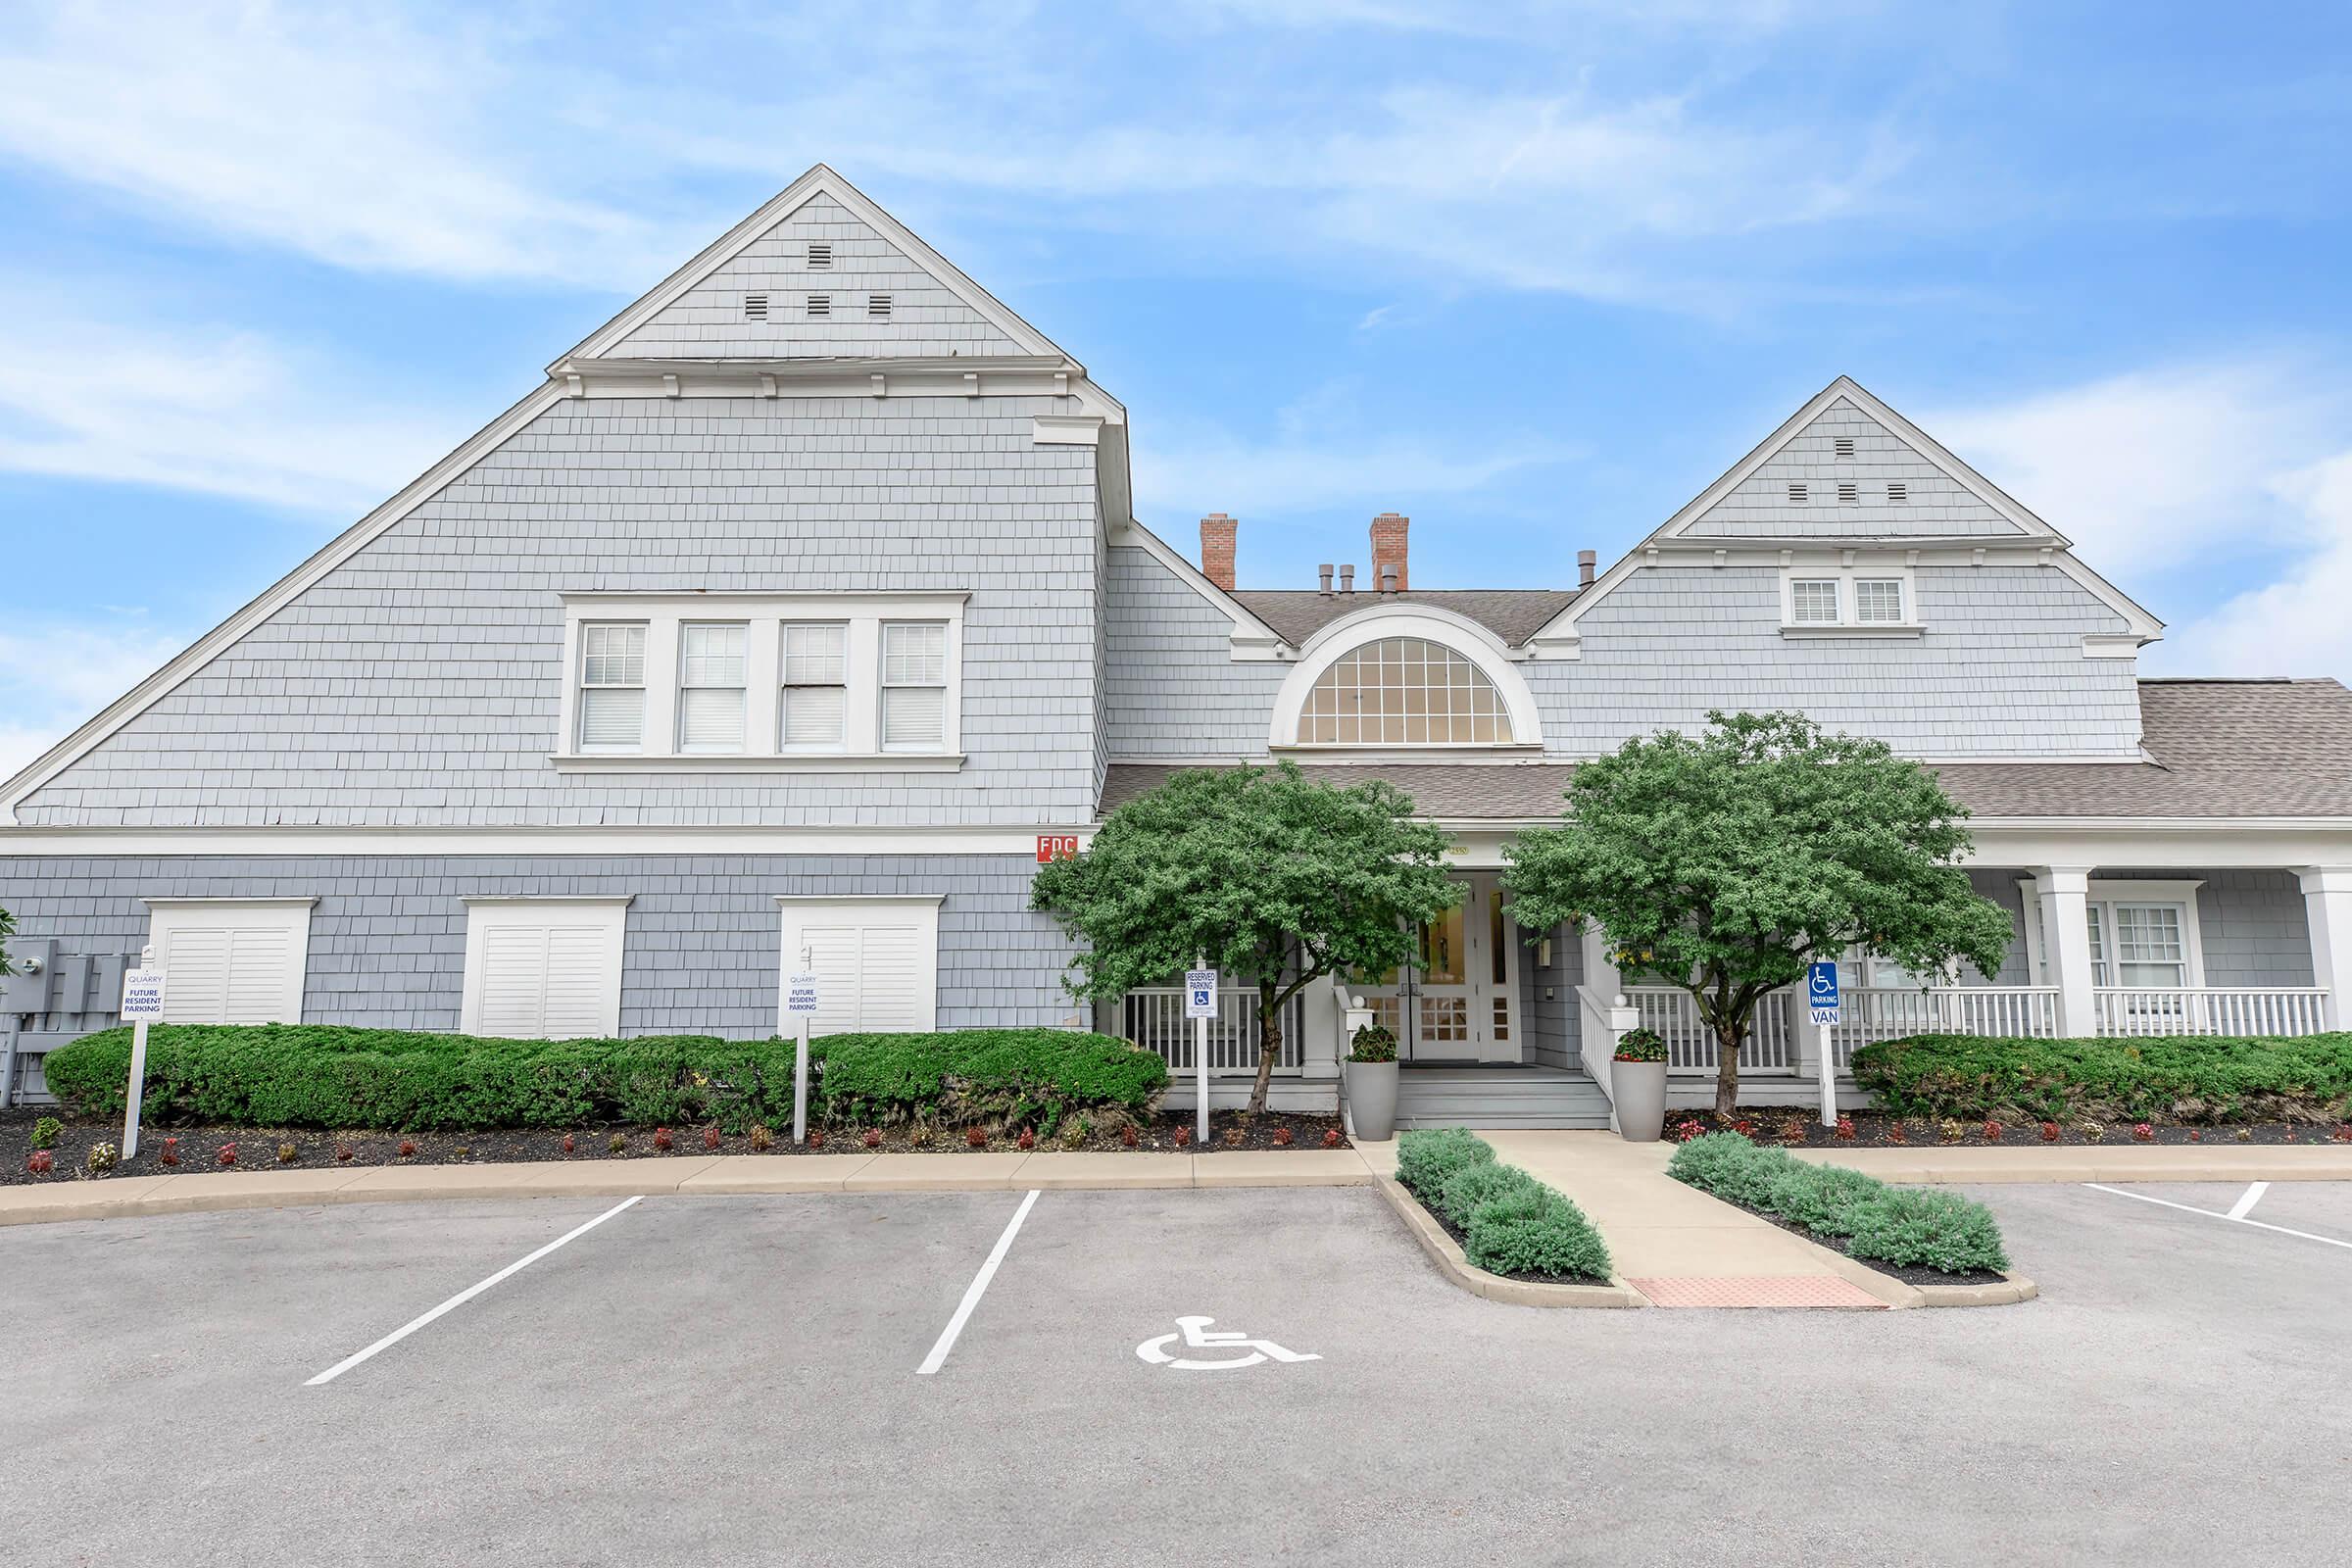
top-left (1502, 710), bottom-right (2012, 1115)
top-left (0, 905), bottom-right (14, 978)
top-left (1031, 762), bottom-right (1457, 1116)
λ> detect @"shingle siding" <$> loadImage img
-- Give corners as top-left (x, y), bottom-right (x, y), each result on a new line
top-left (1520, 920), bottom-right (1585, 1069)
top-left (608, 193), bottom-right (1024, 360)
top-left (2105, 868), bottom-right (2316, 989)
top-left (1543, 564), bottom-right (2139, 757)
top-left (19, 395), bottom-right (1102, 828)
top-left (1683, 397), bottom-right (2029, 539)
top-left (0, 854), bottom-right (1077, 1037)
top-left (1103, 544), bottom-right (1285, 757)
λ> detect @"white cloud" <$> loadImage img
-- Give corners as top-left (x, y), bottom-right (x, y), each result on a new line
top-left (0, 617), bottom-right (191, 782)
top-left (2162, 451), bottom-right (2352, 679)
top-left (1132, 420), bottom-right (1571, 518)
top-left (0, 293), bottom-right (457, 514)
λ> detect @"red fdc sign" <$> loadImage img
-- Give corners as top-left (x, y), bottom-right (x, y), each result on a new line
top-left (1036, 834), bottom-right (1081, 863)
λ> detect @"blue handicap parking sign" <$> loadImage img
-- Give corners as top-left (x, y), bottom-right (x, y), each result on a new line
top-left (1806, 960), bottom-right (1839, 1023)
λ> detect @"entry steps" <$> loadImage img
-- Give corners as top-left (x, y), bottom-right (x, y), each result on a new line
top-left (1392, 1065), bottom-right (1615, 1130)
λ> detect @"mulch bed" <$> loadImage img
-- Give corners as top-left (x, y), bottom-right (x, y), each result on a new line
top-left (1694, 1189), bottom-right (2008, 1288)
top-left (1395, 1180), bottom-right (1610, 1288)
top-left (0, 1106), bottom-right (1346, 1187)
top-left (1666, 1106), bottom-right (2352, 1151)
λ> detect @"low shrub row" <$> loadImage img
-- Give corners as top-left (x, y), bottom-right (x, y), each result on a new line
top-left (1668, 1132), bottom-right (2009, 1276)
top-left (40, 1023), bottom-right (1167, 1134)
top-left (1395, 1128), bottom-right (1613, 1283)
top-left (1851, 1032), bottom-right (2352, 1125)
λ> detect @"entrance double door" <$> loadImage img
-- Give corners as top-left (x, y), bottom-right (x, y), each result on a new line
top-left (1359, 873), bottom-right (1521, 1063)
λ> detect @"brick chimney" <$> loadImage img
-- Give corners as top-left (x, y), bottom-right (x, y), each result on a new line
top-left (1370, 513), bottom-right (1408, 593)
top-left (1199, 513), bottom-right (1237, 591)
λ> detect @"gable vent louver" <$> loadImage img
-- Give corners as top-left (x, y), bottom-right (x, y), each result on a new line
top-left (1788, 483), bottom-right (1808, 505)
top-left (867, 293), bottom-right (893, 318)
top-left (1838, 481), bottom-right (1859, 505)
top-left (1834, 436), bottom-right (1855, 459)
top-left (808, 243), bottom-right (833, 268)
top-left (742, 293), bottom-right (769, 320)
top-left (807, 294), bottom-right (831, 318)
top-left (1887, 481), bottom-right (1909, 504)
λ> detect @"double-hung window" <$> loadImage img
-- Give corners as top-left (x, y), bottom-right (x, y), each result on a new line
top-left (881, 623), bottom-right (948, 751)
top-left (1782, 566), bottom-right (1917, 632)
top-left (677, 623), bottom-right (748, 753)
top-left (1789, 579), bottom-right (1841, 625)
top-left (1853, 578), bottom-right (1906, 624)
top-left (578, 623), bottom-right (647, 752)
top-left (781, 623), bottom-right (848, 750)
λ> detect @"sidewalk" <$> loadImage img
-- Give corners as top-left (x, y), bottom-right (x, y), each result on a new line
top-left (0, 1146), bottom-right (1381, 1228)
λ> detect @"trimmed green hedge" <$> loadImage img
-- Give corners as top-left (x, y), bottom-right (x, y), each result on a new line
top-left (1668, 1132), bottom-right (2009, 1275)
top-left (40, 1023), bottom-right (1167, 1134)
top-left (1396, 1127), bottom-right (1613, 1283)
top-left (1851, 1032), bottom-right (2352, 1124)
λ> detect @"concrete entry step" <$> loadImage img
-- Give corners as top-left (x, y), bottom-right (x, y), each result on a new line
top-left (1394, 1065), bottom-right (1613, 1129)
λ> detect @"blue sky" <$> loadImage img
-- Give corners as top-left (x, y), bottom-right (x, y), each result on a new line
top-left (4, 0), bottom-right (2351, 775)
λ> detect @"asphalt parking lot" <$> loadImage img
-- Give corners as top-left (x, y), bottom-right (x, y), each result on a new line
top-left (5, 1178), bottom-right (2348, 1567)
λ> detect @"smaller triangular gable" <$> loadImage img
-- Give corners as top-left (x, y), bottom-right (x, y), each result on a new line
top-left (1660, 377), bottom-right (2052, 543)
top-left (564, 165), bottom-right (1066, 365)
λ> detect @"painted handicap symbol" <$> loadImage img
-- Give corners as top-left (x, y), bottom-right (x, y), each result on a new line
top-left (1135, 1315), bottom-right (1320, 1371)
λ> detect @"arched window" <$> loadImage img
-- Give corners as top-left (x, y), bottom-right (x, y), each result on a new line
top-left (1297, 637), bottom-right (1516, 746)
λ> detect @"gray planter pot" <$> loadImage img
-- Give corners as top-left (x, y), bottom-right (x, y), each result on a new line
top-left (1345, 1059), bottom-right (1399, 1142)
top-left (1612, 1059), bottom-right (1668, 1143)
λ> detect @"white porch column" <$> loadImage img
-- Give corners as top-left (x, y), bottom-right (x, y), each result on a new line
top-left (2297, 867), bottom-right (2352, 1031)
top-left (1580, 918), bottom-right (1621, 997)
top-left (2034, 865), bottom-right (2098, 1038)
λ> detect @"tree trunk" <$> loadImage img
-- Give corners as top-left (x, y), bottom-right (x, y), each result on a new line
top-left (1249, 977), bottom-right (1282, 1120)
top-left (1713, 1014), bottom-right (1744, 1116)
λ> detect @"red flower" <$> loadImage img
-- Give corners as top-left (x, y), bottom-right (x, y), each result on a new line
top-left (861, 1128), bottom-right (882, 1150)
top-left (2132, 1122), bottom-right (2154, 1143)
top-left (1273, 1126), bottom-right (1294, 1147)
top-left (1672, 1119), bottom-right (1704, 1143)
top-left (1323, 1127), bottom-right (1343, 1149)
top-left (808, 1130), bottom-right (825, 1150)
top-left (2190, 1129), bottom-right (2203, 1142)
top-left (965, 1127), bottom-right (988, 1150)
top-left (399, 1139), bottom-right (416, 1158)
top-left (2040, 1122), bottom-right (2062, 1143)
top-left (1016, 1128), bottom-right (1036, 1152)
top-left (159, 1137), bottom-right (180, 1167)
top-left (1981, 1121), bottom-right (2003, 1143)
top-left (563, 1134), bottom-right (576, 1153)
top-left (1834, 1116), bottom-right (1856, 1142)
top-left (704, 1127), bottom-right (722, 1152)
top-left (1732, 1118), bottom-right (1756, 1136)
top-left (26, 1151), bottom-right (53, 1175)
top-left (218, 1143), bottom-right (238, 1166)
top-left (653, 1127), bottom-right (673, 1152)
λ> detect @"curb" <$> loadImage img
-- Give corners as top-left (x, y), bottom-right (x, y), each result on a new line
top-left (1915, 1272), bottom-right (2038, 1307)
top-left (0, 1149), bottom-right (1379, 1228)
top-left (1375, 1178), bottom-right (1646, 1309)
top-left (1787, 1148), bottom-right (2352, 1184)
top-left (1673, 1181), bottom-right (2040, 1309)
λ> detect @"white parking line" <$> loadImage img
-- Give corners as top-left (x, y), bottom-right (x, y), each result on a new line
top-left (2083, 1183), bottom-right (2352, 1251)
top-left (916, 1189), bottom-right (1040, 1376)
top-left (2226, 1181), bottom-right (2271, 1221)
top-left (306, 1196), bottom-right (644, 1387)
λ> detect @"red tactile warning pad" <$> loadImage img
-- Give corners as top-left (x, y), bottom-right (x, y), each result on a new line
top-left (1629, 1275), bottom-right (1887, 1309)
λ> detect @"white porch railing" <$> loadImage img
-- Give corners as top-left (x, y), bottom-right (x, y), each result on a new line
top-left (1629, 987), bottom-right (1797, 1075)
top-left (2093, 987), bottom-right (2330, 1038)
top-left (1121, 987), bottom-right (1304, 1075)
top-left (1833, 986), bottom-right (2060, 1058)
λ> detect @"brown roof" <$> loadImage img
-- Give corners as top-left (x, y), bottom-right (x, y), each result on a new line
top-left (1100, 679), bottom-right (2352, 821)
top-left (1229, 589), bottom-right (1580, 647)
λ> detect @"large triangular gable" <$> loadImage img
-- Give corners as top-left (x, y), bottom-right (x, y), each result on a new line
top-left (1531, 376), bottom-right (2162, 649)
top-left (562, 165), bottom-right (1067, 365)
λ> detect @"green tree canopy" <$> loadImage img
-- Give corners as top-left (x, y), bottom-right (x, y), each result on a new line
top-left (1031, 762), bottom-right (1457, 1115)
top-left (1502, 710), bottom-right (2012, 1113)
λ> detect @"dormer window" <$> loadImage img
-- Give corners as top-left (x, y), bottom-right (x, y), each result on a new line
top-left (1298, 637), bottom-right (1512, 746)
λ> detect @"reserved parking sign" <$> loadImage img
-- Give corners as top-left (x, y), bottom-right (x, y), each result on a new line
top-left (1183, 969), bottom-right (1218, 1019)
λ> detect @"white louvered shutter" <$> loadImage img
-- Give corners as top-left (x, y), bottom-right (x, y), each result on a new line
top-left (782, 903), bottom-right (939, 1033)
top-left (153, 905), bottom-right (310, 1025)
top-left (464, 905), bottom-right (626, 1038)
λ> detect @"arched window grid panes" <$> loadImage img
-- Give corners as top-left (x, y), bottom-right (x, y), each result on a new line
top-left (1297, 637), bottom-right (1514, 746)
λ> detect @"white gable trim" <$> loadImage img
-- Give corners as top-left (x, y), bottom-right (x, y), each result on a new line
top-left (1107, 516), bottom-right (1288, 658)
top-left (557, 164), bottom-right (1068, 368)
top-left (0, 379), bottom-right (571, 823)
top-left (1528, 375), bottom-right (2166, 650)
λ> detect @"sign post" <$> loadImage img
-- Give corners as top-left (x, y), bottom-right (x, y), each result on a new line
top-left (1805, 959), bottom-right (1840, 1128)
top-left (1184, 961), bottom-right (1217, 1146)
top-left (118, 945), bottom-right (167, 1160)
top-left (784, 953), bottom-right (820, 1145)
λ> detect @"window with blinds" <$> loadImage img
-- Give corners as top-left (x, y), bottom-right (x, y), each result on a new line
top-left (462, 901), bottom-right (629, 1039)
top-left (781, 622), bottom-right (848, 749)
top-left (881, 623), bottom-right (947, 751)
top-left (1789, 579), bottom-right (1840, 624)
top-left (578, 623), bottom-right (647, 751)
top-left (677, 623), bottom-right (748, 753)
top-left (1853, 579), bottom-right (1906, 623)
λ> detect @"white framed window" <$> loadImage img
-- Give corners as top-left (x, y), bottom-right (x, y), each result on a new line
top-left (777, 896), bottom-right (942, 1034)
top-left (2021, 878), bottom-right (2207, 990)
top-left (1298, 637), bottom-right (1514, 746)
top-left (781, 622), bottom-right (849, 750)
top-left (144, 899), bottom-right (316, 1025)
top-left (1789, 579), bottom-right (1841, 625)
top-left (461, 898), bottom-right (630, 1039)
top-left (677, 623), bottom-right (749, 753)
top-left (556, 594), bottom-right (964, 770)
top-left (881, 622), bottom-right (948, 752)
top-left (1780, 565), bottom-right (1920, 634)
top-left (577, 623), bottom-right (647, 753)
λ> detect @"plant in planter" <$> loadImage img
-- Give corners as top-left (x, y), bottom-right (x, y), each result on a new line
top-left (1344, 1022), bottom-right (1400, 1142)
top-left (1610, 1027), bottom-right (1669, 1143)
